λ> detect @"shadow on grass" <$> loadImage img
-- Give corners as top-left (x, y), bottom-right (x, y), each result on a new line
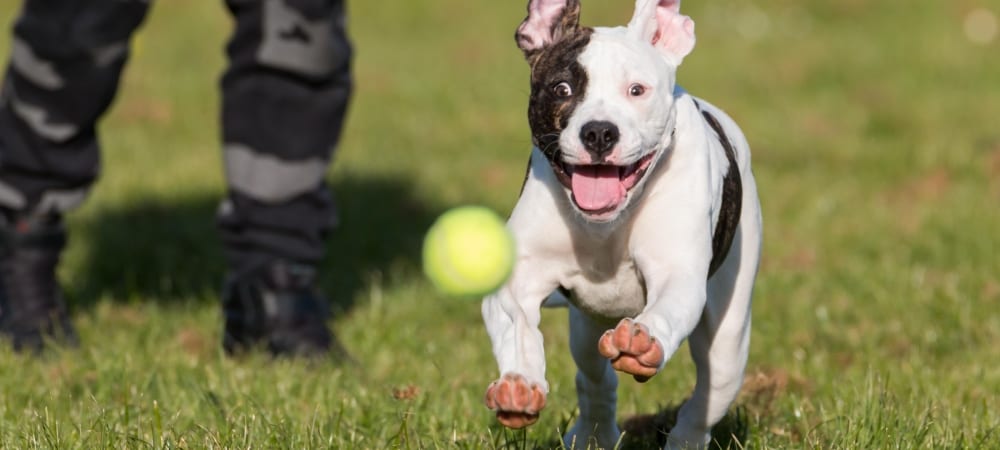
top-left (521, 404), bottom-right (749, 450)
top-left (616, 405), bottom-right (749, 450)
top-left (66, 174), bottom-right (439, 316)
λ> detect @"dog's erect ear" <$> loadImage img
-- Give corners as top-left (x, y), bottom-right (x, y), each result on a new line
top-left (515, 0), bottom-right (582, 59)
top-left (628, 0), bottom-right (695, 66)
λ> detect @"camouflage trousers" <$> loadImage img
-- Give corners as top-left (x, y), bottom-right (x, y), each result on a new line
top-left (0, 0), bottom-right (352, 270)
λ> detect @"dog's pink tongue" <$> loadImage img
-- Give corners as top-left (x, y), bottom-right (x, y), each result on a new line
top-left (571, 165), bottom-right (624, 211)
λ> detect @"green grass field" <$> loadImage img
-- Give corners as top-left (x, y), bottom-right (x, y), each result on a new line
top-left (1, 1), bottom-right (998, 448)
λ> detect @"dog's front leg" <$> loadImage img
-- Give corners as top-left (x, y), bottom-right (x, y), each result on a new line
top-left (598, 272), bottom-right (707, 383)
top-left (482, 278), bottom-right (554, 428)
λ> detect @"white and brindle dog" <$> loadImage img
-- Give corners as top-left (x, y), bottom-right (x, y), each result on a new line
top-left (481, 0), bottom-right (762, 448)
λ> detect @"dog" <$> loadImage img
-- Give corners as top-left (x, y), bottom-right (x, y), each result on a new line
top-left (480, 0), bottom-right (762, 448)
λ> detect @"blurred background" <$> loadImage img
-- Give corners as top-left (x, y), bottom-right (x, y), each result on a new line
top-left (0, 0), bottom-right (997, 448)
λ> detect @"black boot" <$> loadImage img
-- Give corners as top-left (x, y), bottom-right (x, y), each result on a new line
top-left (222, 259), bottom-right (347, 359)
top-left (0, 212), bottom-right (77, 353)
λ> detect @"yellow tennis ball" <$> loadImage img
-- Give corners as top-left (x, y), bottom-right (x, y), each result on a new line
top-left (423, 206), bottom-right (515, 297)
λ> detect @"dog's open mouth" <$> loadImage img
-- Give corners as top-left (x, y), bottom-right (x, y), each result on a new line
top-left (551, 152), bottom-right (657, 215)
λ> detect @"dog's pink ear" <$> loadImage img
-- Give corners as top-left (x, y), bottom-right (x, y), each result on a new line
top-left (515, 0), bottom-right (582, 59)
top-left (628, 0), bottom-right (695, 66)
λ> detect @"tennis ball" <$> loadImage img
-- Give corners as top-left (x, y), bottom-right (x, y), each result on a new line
top-left (423, 206), bottom-right (515, 297)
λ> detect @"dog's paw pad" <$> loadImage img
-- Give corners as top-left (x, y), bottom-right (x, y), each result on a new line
top-left (484, 373), bottom-right (547, 429)
top-left (597, 318), bottom-right (664, 382)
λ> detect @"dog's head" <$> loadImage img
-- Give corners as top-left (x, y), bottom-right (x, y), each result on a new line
top-left (516, 0), bottom-right (696, 222)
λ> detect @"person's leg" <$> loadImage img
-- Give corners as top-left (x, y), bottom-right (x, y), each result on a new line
top-left (218, 0), bottom-right (352, 357)
top-left (0, 0), bottom-right (151, 352)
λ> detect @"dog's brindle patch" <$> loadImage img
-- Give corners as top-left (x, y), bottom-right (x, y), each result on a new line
top-left (696, 102), bottom-right (743, 279)
top-left (526, 29), bottom-right (593, 165)
top-left (517, 28), bottom-right (594, 196)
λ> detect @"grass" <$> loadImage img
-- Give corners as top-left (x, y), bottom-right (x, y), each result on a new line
top-left (1, 0), bottom-right (998, 448)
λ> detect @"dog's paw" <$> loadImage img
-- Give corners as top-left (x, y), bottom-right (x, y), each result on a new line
top-left (484, 373), bottom-right (547, 429)
top-left (598, 318), bottom-right (665, 382)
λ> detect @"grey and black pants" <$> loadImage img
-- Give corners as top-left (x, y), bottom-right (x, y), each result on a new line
top-left (0, 0), bottom-right (352, 272)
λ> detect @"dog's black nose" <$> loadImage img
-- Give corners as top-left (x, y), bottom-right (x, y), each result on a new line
top-left (579, 121), bottom-right (620, 159)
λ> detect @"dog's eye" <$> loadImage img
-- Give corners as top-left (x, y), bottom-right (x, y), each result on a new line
top-left (628, 84), bottom-right (646, 97)
top-left (552, 82), bottom-right (573, 98)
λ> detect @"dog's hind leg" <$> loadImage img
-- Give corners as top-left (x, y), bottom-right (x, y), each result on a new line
top-left (564, 305), bottom-right (622, 450)
top-left (667, 205), bottom-right (761, 449)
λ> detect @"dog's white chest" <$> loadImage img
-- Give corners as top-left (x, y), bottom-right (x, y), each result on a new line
top-left (562, 248), bottom-right (647, 319)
